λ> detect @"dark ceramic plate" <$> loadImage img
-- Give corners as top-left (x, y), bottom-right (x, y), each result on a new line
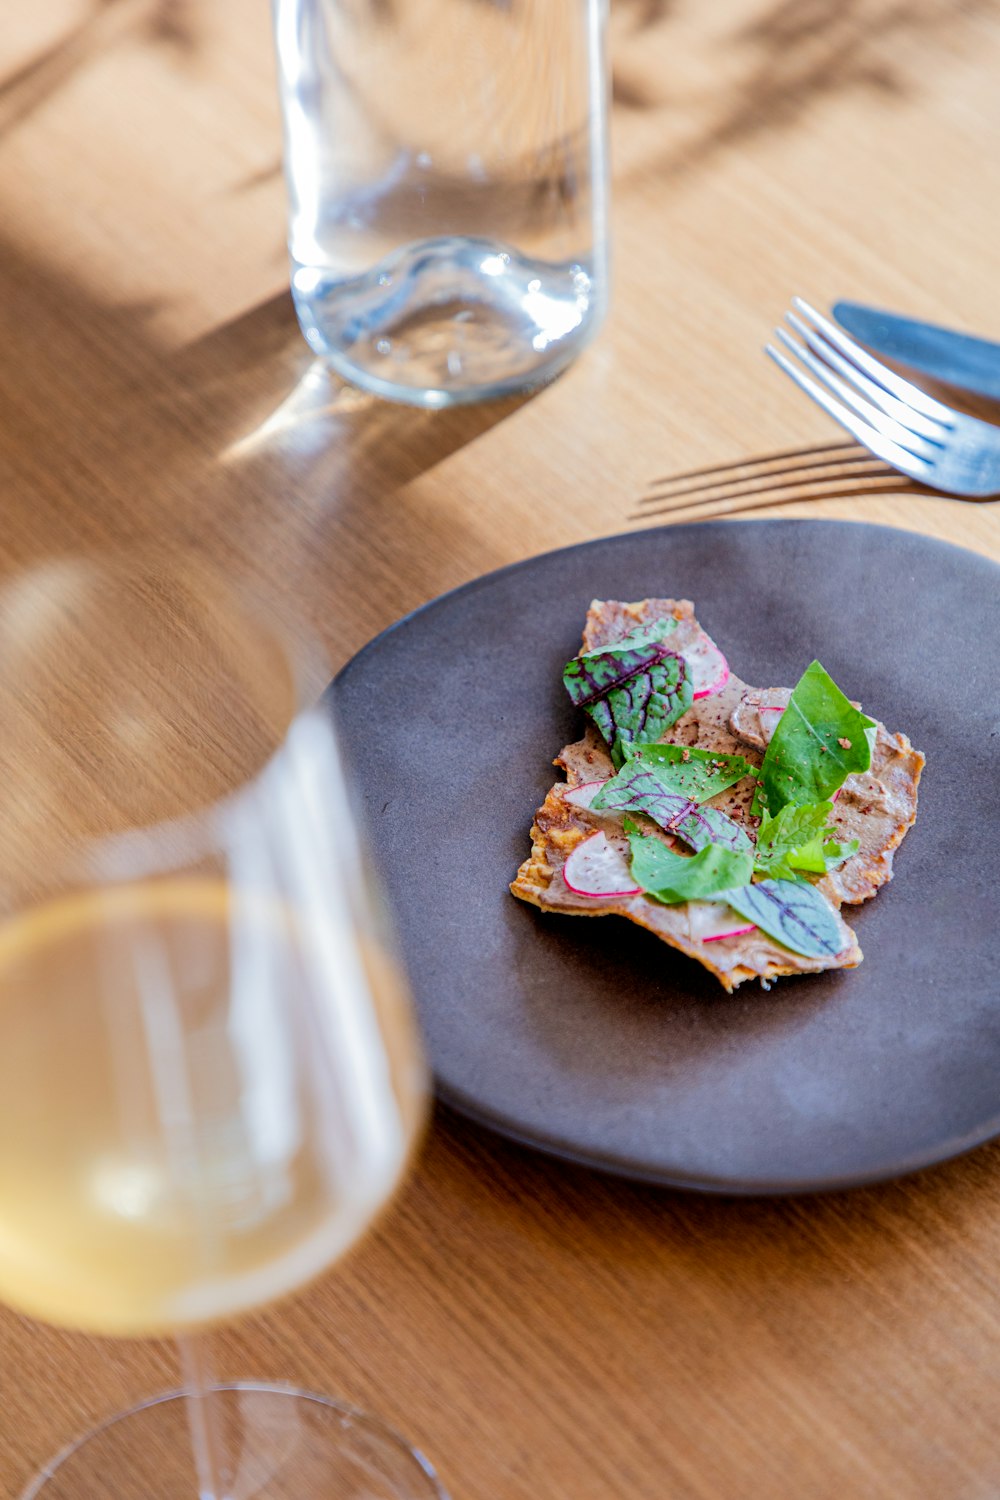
top-left (331, 521), bottom-right (1000, 1195)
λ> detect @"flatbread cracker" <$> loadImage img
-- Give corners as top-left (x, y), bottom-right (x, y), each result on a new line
top-left (511, 597), bottom-right (924, 992)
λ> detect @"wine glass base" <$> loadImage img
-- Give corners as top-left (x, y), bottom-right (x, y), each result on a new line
top-left (20, 1383), bottom-right (448, 1500)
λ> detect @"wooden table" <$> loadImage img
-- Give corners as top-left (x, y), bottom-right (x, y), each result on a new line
top-left (3, 2), bottom-right (1000, 1496)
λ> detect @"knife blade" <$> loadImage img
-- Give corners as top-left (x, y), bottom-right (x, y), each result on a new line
top-left (832, 300), bottom-right (1000, 402)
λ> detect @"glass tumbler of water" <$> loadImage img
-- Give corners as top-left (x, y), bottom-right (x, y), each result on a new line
top-left (273, 0), bottom-right (609, 407)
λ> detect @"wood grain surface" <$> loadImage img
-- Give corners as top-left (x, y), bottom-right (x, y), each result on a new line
top-left (2, 2), bottom-right (1000, 1496)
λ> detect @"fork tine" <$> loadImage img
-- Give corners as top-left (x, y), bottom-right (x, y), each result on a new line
top-left (792, 298), bottom-right (958, 424)
top-left (774, 329), bottom-right (942, 461)
top-left (785, 311), bottom-right (949, 444)
top-left (765, 343), bottom-right (935, 480)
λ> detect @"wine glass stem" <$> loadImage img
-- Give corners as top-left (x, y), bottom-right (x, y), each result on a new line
top-left (178, 1334), bottom-right (229, 1500)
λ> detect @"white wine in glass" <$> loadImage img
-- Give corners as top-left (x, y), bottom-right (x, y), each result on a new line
top-left (0, 559), bottom-right (444, 1500)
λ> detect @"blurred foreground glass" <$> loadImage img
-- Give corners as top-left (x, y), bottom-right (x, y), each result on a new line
top-left (273, 0), bottom-right (609, 406)
top-left (0, 560), bottom-right (443, 1500)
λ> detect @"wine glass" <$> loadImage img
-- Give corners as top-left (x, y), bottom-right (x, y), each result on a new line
top-left (0, 557), bottom-right (446, 1500)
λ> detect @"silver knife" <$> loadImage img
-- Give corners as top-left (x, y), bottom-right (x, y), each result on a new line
top-left (832, 300), bottom-right (1000, 402)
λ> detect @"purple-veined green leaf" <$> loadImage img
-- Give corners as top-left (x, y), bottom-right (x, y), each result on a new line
top-left (562, 620), bottom-right (676, 708)
top-left (591, 760), bottom-right (694, 829)
top-left (671, 804), bottom-right (754, 856)
top-left (563, 620), bottom-right (693, 768)
top-left (722, 879), bottom-right (846, 958)
top-left (586, 695), bottom-right (617, 756)
top-left (596, 652), bottom-right (692, 768)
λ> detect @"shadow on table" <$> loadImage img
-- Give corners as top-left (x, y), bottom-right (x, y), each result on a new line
top-left (613, 0), bottom-right (990, 181)
top-left (0, 0), bottom-right (200, 139)
top-left (0, 230), bottom-right (528, 661)
top-left (2, 0), bottom-right (986, 184)
top-left (166, 293), bottom-right (531, 649)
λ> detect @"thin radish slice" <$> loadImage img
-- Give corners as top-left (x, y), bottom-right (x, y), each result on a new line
top-left (687, 900), bottom-right (757, 943)
top-left (681, 630), bottom-right (729, 700)
top-left (563, 780), bottom-right (607, 810)
top-left (563, 832), bottom-right (641, 898)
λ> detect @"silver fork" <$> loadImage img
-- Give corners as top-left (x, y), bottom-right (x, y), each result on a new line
top-left (766, 298), bottom-right (1000, 498)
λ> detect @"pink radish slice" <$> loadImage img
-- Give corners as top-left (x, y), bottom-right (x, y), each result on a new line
top-left (703, 923), bottom-right (757, 944)
top-left (681, 630), bottom-right (729, 699)
top-left (687, 900), bottom-right (756, 943)
top-left (563, 832), bottom-right (641, 898)
top-left (563, 780), bottom-right (607, 810)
